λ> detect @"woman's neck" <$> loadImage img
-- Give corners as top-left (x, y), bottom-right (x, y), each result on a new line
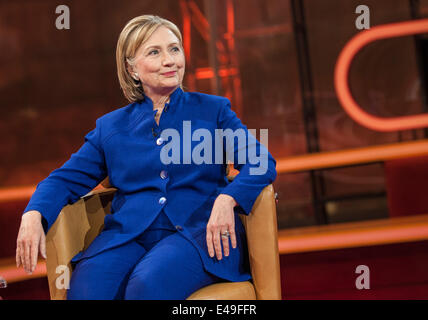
top-left (144, 86), bottom-right (177, 109)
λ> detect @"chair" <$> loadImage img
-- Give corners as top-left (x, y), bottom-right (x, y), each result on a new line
top-left (45, 184), bottom-right (281, 300)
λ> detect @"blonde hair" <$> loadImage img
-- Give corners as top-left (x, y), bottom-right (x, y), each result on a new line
top-left (116, 15), bottom-right (183, 103)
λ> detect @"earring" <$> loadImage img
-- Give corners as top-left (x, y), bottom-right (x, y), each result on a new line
top-left (133, 73), bottom-right (139, 80)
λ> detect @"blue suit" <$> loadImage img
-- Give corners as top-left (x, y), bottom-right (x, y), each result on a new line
top-left (24, 87), bottom-right (277, 292)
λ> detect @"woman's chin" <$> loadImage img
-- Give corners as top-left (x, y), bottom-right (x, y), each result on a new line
top-left (146, 80), bottom-right (181, 95)
top-left (158, 81), bottom-right (180, 91)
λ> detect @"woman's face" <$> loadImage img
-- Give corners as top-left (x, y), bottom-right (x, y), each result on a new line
top-left (131, 26), bottom-right (185, 97)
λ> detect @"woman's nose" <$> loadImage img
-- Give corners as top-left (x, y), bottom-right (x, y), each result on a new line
top-left (162, 52), bottom-right (174, 66)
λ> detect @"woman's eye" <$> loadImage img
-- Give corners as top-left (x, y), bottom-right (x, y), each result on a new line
top-left (148, 49), bottom-right (159, 55)
top-left (171, 46), bottom-right (180, 52)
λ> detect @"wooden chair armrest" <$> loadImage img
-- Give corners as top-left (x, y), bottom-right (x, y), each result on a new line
top-left (239, 185), bottom-right (281, 300)
top-left (82, 187), bottom-right (118, 199)
top-left (46, 187), bottom-right (116, 299)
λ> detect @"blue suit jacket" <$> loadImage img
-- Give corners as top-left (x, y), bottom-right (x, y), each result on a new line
top-left (24, 87), bottom-right (277, 282)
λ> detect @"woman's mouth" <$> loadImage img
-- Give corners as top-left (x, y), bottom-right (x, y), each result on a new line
top-left (162, 71), bottom-right (177, 77)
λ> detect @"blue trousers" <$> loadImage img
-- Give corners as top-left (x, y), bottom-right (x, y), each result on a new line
top-left (67, 211), bottom-right (221, 300)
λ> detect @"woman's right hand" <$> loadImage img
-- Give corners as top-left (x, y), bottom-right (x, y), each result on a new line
top-left (16, 210), bottom-right (46, 274)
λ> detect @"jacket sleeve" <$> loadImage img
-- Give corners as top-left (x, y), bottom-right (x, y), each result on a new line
top-left (23, 118), bottom-right (108, 233)
top-left (218, 99), bottom-right (277, 215)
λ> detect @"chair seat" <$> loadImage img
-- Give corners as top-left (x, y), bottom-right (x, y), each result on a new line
top-left (186, 281), bottom-right (256, 300)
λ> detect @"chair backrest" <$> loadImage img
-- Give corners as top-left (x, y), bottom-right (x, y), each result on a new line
top-left (239, 184), bottom-right (282, 300)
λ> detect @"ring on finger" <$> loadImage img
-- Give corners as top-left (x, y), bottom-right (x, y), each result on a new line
top-left (221, 230), bottom-right (230, 239)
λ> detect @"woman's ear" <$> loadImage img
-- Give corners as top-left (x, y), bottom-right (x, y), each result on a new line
top-left (126, 63), bottom-right (139, 81)
top-left (132, 72), bottom-right (139, 81)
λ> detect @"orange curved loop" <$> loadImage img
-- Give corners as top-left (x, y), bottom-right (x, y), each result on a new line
top-left (334, 19), bottom-right (428, 132)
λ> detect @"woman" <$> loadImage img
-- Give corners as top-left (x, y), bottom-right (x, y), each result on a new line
top-left (16, 15), bottom-right (276, 299)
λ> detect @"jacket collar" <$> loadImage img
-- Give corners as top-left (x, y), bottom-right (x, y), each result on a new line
top-left (140, 86), bottom-right (183, 111)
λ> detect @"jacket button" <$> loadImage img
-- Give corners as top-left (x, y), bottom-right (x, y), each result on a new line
top-left (160, 170), bottom-right (168, 179)
top-left (158, 197), bottom-right (167, 205)
top-left (175, 225), bottom-right (183, 231)
top-left (156, 137), bottom-right (164, 145)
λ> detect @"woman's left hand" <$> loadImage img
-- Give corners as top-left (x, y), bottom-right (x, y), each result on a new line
top-left (206, 194), bottom-right (238, 260)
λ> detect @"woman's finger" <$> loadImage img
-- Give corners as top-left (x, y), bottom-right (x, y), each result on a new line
top-left (18, 241), bottom-right (25, 270)
top-left (16, 243), bottom-right (21, 268)
top-left (40, 232), bottom-right (47, 259)
top-left (24, 241), bottom-right (32, 273)
top-left (213, 229), bottom-right (222, 260)
top-left (206, 228), bottom-right (215, 258)
top-left (31, 238), bottom-right (40, 273)
top-left (221, 229), bottom-right (230, 257)
top-left (16, 228), bottom-right (24, 268)
top-left (229, 227), bottom-right (237, 249)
